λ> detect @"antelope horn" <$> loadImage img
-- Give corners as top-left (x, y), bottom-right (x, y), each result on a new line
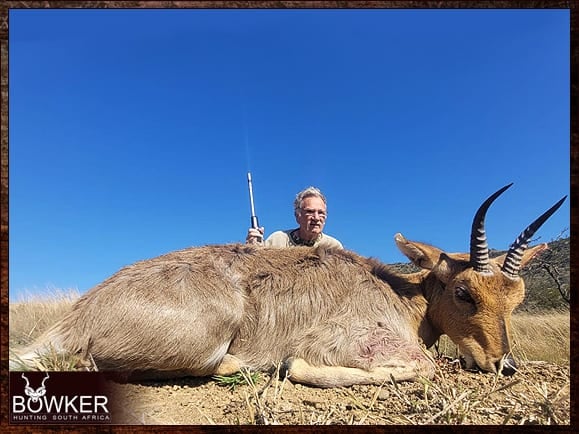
top-left (502, 195), bottom-right (567, 278)
top-left (21, 373), bottom-right (30, 389)
top-left (470, 183), bottom-right (513, 273)
top-left (41, 373), bottom-right (50, 388)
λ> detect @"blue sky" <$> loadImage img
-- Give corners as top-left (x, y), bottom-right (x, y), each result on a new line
top-left (9, 8), bottom-right (570, 300)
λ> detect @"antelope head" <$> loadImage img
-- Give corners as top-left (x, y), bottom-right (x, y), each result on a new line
top-left (396, 184), bottom-right (566, 376)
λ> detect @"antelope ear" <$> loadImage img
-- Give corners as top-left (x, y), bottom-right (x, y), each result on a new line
top-left (395, 233), bottom-right (467, 283)
top-left (494, 243), bottom-right (549, 270)
top-left (394, 232), bottom-right (445, 269)
top-left (395, 233), bottom-right (440, 269)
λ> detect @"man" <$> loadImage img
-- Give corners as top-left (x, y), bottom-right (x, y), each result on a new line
top-left (246, 186), bottom-right (343, 249)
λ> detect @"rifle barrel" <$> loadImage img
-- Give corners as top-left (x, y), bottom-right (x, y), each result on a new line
top-left (247, 172), bottom-right (259, 229)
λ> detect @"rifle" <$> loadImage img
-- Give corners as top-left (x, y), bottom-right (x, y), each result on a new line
top-left (247, 172), bottom-right (260, 230)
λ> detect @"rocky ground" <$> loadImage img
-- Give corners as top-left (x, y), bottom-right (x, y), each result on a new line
top-left (107, 357), bottom-right (570, 426)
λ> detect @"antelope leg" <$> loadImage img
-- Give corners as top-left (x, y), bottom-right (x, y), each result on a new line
top-left (213, 354), bottom-right (244, 376)
top-left (283, 357), bottom-right (433, 388)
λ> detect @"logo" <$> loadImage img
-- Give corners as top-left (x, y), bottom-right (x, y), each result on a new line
top-left (10, 372), bottom-right (113, 424)
top-left (22, 373), bottom-right (49, 403)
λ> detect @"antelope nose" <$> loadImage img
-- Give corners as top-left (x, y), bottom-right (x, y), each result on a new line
top-left (496, 356), bottom-right (517, 376)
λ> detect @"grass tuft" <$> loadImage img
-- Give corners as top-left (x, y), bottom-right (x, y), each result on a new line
top-left (213, 369), bottom-right (261, 392)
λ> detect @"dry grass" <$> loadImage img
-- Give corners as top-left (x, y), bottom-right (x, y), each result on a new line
top-left (108, 357), bottom-right (569, 425)
top-left (9, 288), bottom-right (101, 372)
top-left (510, 311), bottom-right (570, 365)
top-left (225, 361), bottom-right (570, 425)
top-left (9, 288), bottom-right (79, 347)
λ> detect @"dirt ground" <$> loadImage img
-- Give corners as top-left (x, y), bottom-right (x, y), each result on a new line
top-left (106, 357), bottom-right (570, 426)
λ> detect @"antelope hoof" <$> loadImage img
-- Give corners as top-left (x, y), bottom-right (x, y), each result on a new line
top-left (279, 357), bottom-right (294, 380)
top-left (497, 356), bottom-right (517, 376)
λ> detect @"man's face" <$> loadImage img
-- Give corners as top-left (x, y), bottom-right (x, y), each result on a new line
top-left (296, 196), bottom-right (327, 240)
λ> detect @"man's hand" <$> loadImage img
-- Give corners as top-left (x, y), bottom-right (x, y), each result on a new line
top-left (246, 227), bottom-right (265, 245)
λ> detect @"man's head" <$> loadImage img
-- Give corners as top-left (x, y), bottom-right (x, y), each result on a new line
top-left (294, 187), bottom-right (328, 241)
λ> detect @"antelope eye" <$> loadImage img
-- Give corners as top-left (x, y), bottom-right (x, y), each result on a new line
top-left (455, 286), bottom-right (475, 304)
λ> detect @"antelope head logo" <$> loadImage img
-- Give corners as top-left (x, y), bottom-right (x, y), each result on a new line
top-left (21, 373), bottom-right (49, 402)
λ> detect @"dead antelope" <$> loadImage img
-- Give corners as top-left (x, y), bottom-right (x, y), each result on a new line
top-left (10, 184), bottom-right (566, 388)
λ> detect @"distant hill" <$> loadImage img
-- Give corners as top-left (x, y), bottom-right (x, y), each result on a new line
top-left (387, 237), bottom-right (570, 311)
top-left (517, 237), bottom-right (569, 311)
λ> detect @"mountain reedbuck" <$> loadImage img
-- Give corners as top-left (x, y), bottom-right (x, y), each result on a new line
top-left (11, 184), bottom-right (566, 387)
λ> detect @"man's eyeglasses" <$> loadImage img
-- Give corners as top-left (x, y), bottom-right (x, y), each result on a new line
top-left (300, 208), bottom-right (327, 219)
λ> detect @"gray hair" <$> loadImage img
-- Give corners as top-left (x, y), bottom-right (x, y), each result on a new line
top-left (294, 186), bottom-right (327, 218)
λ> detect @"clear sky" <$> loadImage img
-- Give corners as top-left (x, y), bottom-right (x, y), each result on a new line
top-left (8, 8), bottom-right (570, 300)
